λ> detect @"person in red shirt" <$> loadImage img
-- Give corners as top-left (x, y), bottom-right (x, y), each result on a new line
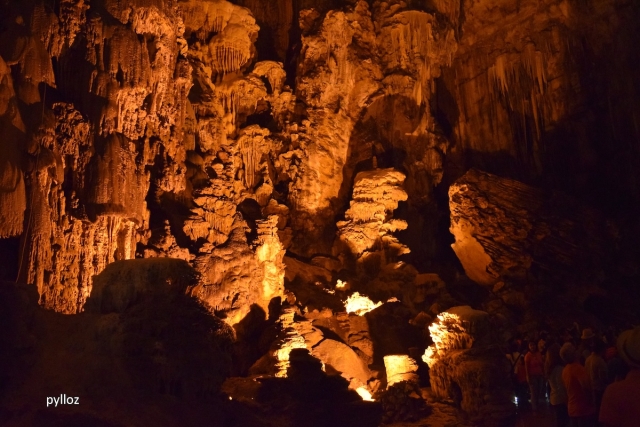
top-left (525, 340), bottom-right (545, 411)
top-left (560, 342), bottom-right (596, 427)
top-left (599, 326), bottom-right (640, 427)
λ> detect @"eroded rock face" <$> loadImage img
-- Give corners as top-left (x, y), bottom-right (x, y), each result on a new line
top-left (449, 168), bottom-right (613, 286)
top-left (0, 0), bottom-right (639, 425)
top-left (3, 0), bottom-right (635, 319)
top-left (0, 0), bottom-right (291, 320)
top-left (286, 0), bottom-right (458, 256)
top-left (442, 0), bottom-right (640, 212)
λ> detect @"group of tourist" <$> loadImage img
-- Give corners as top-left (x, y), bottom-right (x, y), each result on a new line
top-left (506, 325), bottom-right (640, 427)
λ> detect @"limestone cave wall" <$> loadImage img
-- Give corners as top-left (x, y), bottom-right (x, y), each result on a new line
top-left (2, 0), bottom-right (640, 425)
top-left (1, 0), bottom-right (639, 319)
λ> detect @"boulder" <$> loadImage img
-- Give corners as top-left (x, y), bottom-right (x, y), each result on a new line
top-left (449, 169), bottom-right (613, 286)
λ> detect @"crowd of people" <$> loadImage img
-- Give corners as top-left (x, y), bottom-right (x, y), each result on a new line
top-left (506, 325), bottom-right (640, 427)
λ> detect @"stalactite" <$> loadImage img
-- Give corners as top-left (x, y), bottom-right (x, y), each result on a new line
top-left (487, 44), bottom-right (549, 163)
top-left (212, 46), bottom-right (248, 76)
top-left (237, 126), bottom-right (269, 189)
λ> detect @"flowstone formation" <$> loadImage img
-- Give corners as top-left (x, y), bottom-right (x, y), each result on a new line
top-left (0, 0), bottom-right (290, 320)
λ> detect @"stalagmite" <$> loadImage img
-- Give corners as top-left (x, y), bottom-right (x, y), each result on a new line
top-left (337, 168), bottom-right (409, 260)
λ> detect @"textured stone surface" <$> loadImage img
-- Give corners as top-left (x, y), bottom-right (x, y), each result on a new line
top-left (0, 1), bottom-right (289, 320)
top-left (449, 168), bottom-right (612, 285)
top-left (2, 0), bottom-right (635, 316)
top-left (0, 0), bottom-right (639, 424)
top-left (337, 168), bottom-right (409, 259)
top-left (422, 306), bottom-right (514, 424)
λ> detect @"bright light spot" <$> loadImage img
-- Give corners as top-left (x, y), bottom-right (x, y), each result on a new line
top-left (422, 345), bottom-right (436, 366)
top-left (336, 279), bottom-right (347, 289)
top-left (387, 297), bottom-right (400, 303)
top-left (422, 310), bottom-right (475, 368)
top-left (384, 355), bottom-right (419, 386)
top-left (274, 334), bottom-right (306, 378)
top-left (511, 395), bottom-right (518, 405)
top-left (344, 292), bottom-right (383, 315)
top-left (356, 386), bottom-right (375, 401)
top-left (228, 396), bottom-right (233, 400)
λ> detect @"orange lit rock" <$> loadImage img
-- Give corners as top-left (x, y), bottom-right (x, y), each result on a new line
top-left (383, 354), bottom-right (419, 387)
top-left (0, 57), bottom-right (26, 239)
top-left (422, 306), bottom-right (514, 423)
top-left (191, 215), bottom-right (285, 326)
top-left (312, 312), bottom-right (375, 365)
top-left (311, 338), bottom-right (372, 391)
top-left (337, 168), bottom-right (409, 264)
top-left (344, 292), bottom-right (383, 316)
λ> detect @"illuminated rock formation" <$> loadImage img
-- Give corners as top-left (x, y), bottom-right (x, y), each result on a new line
top-left (0, 0), bottom-right (290, 319)
top-left (190, 214), bottom-right (285, 326)
top-left (344, 292), bottom-right (383, 316)
top-left (383, 354), bottom-right (419, 387)
top-left (337, 168), bottom-right (409, 273)
top-left (312, 311), bottom-right (375, 365)
top-left (422, 306), bottom-right (514, 423)
top-left (0, 0), bottom-right (639, 424)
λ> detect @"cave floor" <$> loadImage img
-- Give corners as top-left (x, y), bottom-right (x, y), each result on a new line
top-left (513, 399), bottom-right (555, 427)
top-left (386, 389), bottom-right (556, 427)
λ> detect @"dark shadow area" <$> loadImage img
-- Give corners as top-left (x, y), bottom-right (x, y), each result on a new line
top-left (0, 238), bottom-right (20, 282)
top-left (255, 348), bottom-right (382, 427)
top-left (232, 304), bottom-right (268, 376)
top-left (366, 302), bottom-right (423, 366)
top-left (0, 272), bottom-right (266, 427)
top-left (237, 197), bottom-right (263, 242)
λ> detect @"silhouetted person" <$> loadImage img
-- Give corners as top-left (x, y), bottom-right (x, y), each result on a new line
top-left (507, 340), bottom-right (527, 407)
top-left (525, 340), bottom-right (545, 412)
top-left (546, 342), bottom-right (569, 427)
top-left (599, 327), bottom-right (640, 427)
top-left (560, 343), bottom-right (596, 427)
top-left (585, 340), bottom-right (608, 418)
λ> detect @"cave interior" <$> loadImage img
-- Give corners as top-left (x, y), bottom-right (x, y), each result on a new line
top-left (1, 0), bottom-right (640, 426)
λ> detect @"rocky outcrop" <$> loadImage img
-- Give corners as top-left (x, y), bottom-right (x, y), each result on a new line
top-left (287, 0), bottom-right (458, 256)
top-left (423, 306), bottom-right (514, 424)
top-left (1, 0), bottom-right (639, 424)
top-left (0, 279), bottom-right (236, 427)
top-left (449, 168), bottom-right (613, 286)
top-left (0, 0), bottom-right (291, 321)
